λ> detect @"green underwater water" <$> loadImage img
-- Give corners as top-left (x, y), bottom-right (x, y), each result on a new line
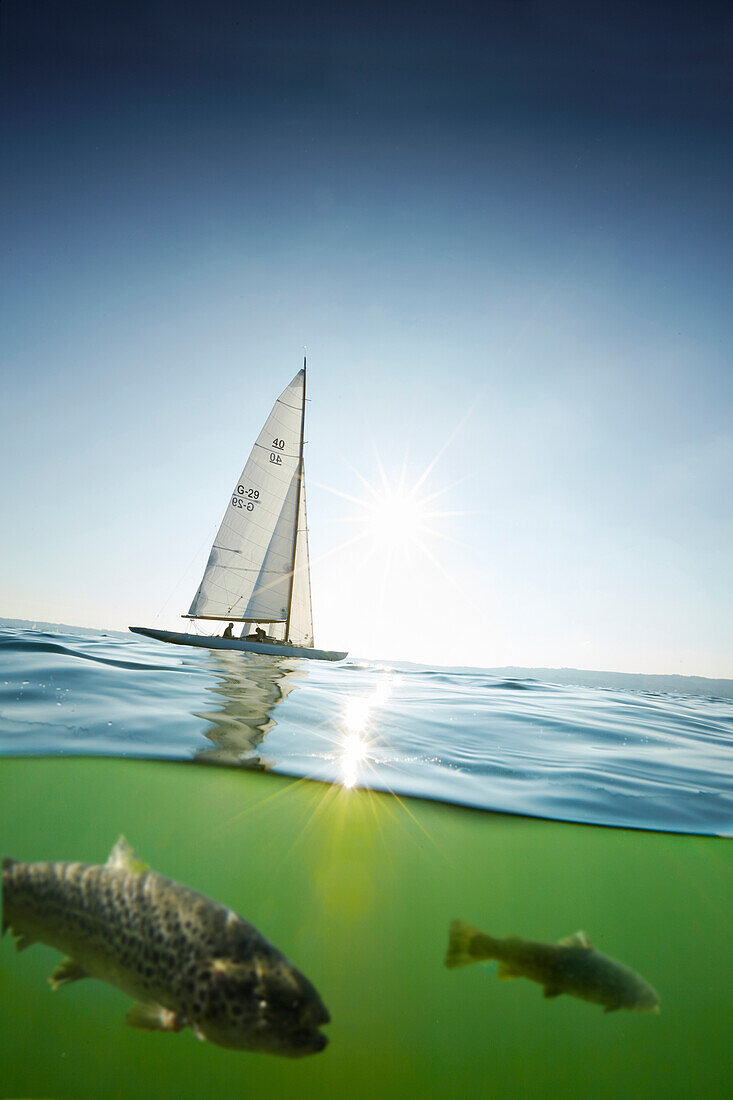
top-left (0, 758), bottom-right (730, 1099)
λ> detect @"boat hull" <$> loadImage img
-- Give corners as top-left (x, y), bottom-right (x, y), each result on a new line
top-left (129, 627), bottom-right (347, 662)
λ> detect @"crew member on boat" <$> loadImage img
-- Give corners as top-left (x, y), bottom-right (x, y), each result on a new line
top-left (222, 623), bottom-right (234, 639)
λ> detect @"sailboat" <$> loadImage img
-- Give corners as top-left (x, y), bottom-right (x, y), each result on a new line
top-left (130, 361), bottom-right (347, 661)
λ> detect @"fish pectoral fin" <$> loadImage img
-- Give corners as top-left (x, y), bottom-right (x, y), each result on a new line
top-left (542, 985), bottom-right (563, 999)
top-left (106, 836), bottom-right (149, 875)
top-left (125, 1003), bottom-right (186, 1033)
top-left (557, 930), bottom-right (593, 950)
top-left (496, 960), bottom-right (519, 980)
top-left (49, 957), bottom-right (90, 990)
top-left (9, 926), bottom-right (37, 952)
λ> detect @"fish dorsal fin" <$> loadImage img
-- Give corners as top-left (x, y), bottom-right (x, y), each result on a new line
top-left (106, 836), bottom-right (149, 875)
top-left (557, 930), bottom-right (592, 949)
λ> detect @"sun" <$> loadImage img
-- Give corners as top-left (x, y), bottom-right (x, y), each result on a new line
top-left (308, 453), bottom-right (467, 592)
top-left (335, 457), bottom-right (460, 564)
top-left (306, 424), bottom-right (475, 641)
top-left (362, 481), bottom-right (432, 553)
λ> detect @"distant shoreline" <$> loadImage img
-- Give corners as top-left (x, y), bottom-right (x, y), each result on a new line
top-left (460, 665), bottom-right (733, 699)
top-left (1, 616), bottom-right (131, 639)
top-left (2, 617), bottom-right (731, 698)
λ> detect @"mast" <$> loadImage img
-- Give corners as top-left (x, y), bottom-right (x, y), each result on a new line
top-left (284, 357), bottom-right (307, 641)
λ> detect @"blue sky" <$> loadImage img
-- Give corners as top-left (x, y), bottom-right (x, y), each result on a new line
top-left (1, 1), bottom-right (731, 674)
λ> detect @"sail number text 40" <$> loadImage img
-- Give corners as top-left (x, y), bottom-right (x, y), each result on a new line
top-left (269, 437), bottom-right (286, 465)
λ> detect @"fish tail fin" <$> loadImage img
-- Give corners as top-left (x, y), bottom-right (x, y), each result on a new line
top-left (445, 919), bottom-right (487, 968)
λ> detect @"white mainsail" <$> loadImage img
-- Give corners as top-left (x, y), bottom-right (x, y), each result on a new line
top-left (187, 368), bottom-right (314, 645)
top-left (288, 469), bottom-right (314, 646)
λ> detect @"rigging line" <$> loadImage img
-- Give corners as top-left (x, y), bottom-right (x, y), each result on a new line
top-left (153, 521), bottom-right (218, 623)
top-left (191, 619), bottom-right (220, 637)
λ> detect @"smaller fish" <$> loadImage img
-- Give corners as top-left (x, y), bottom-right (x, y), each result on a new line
top-left (445, 920), bottom-right (660, 1014)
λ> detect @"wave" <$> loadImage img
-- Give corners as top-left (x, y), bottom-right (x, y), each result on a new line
top-left (0, 627), bottom-right (731, 836)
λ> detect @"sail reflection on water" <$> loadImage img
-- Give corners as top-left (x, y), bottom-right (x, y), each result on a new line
top-left (193, 651), bottom-right (303, 767)
top-left (189, 655), bottom-right (397, 790)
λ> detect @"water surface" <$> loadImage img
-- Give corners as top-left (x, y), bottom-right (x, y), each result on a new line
top-left (0, 626), bottom-right (730, 835)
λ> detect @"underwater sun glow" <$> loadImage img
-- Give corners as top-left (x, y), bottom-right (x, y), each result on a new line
top-left (339, 733), bottom-right (369, 789)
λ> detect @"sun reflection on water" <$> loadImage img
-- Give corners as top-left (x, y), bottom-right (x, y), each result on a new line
top-left (337, 671), bottom-right (396, 789)
top-left (343, 697), bottom-right (370, 733)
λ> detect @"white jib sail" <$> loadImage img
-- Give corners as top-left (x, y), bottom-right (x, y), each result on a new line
top-left (188, 369), bottom-right (307, 625)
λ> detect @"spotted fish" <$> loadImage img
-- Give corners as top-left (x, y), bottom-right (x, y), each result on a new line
top-left (2, 837), bottom-right (329, 1055)
top-left (445, 920), bottom-right (660, 1014)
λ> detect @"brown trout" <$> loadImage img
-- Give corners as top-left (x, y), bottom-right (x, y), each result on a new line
top-left (2, 837), bottom-right (329, 1055)
top-left (445, 920), bottom-right (660, 1014)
